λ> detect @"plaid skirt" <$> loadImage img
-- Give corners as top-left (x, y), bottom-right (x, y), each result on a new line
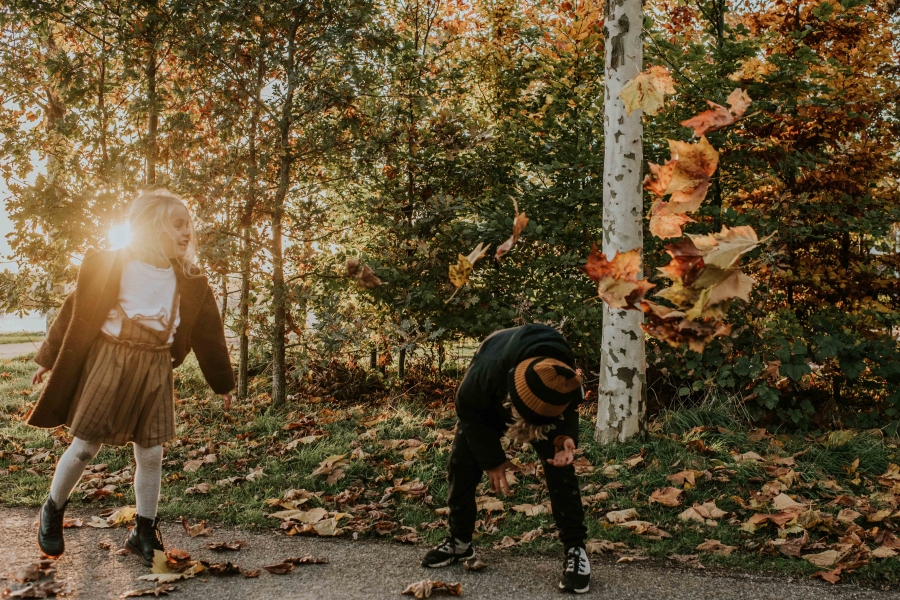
top-left (66, 327), bottom-right (175, 447)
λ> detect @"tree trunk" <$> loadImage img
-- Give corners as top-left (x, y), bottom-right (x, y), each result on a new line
top-left (370, 348), bottom-right (377, 370)
top-left (271, 22), bottom-right (300, 408)
top-left (220, 274), bottom-right (228, 316)
top-left (596, 0), bottom-right (646, 444)
top-left (237, 57), bottom-right (265, 401)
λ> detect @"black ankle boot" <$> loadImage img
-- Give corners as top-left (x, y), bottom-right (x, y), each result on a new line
top-left (124, 515), bottom-right (164, 567)
top-left (37, 496), bottom-right (67, 557)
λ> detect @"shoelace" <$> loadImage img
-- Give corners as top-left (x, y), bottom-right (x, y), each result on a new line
top-left (566, 550), bottom-right (585, 574)
top-left (438, 536), bottom-right (466, 554)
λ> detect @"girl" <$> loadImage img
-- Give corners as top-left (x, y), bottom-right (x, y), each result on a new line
top-left (28, 189), bottom-right (234, 566)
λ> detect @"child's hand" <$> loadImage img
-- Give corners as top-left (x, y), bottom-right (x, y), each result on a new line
top-left (221, 393), bottom-right (232, 411)
top-left (486, 460), bottom-right (520, 496)
top-left (32, 367), bottom-right (49, 385)
top-left (547, 436), bottom-right (576, 467)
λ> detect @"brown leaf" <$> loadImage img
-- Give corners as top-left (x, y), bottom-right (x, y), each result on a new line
top-left (495, 211), bottom-right (529, 260)
top-left (812, 566), bottom-right (844, 585)
top-left (619, 66), bottom-right (676, 116)
top-left (803, 549), bottom-right (847, 568)
top-left (649, 202), bottom-right (695, 240)
top-left (240, 569), bottom-right (260, 578)
top-left (606, 508), bottom-right (639, 524)
top-left (263, 562), bottom-right (295, 575)
top-left (696, 539), bottom-right (737, 556)
top-left (120, 584), bottom-right (177, 597)
top-left (649, 487), bottom-right (684, 507)
top-left (668, 554), bottom-right (705, 569)
top-left (585, 539), bottom-right (627, 554)
top-left (12, 561), bottom-right (54, 583)
top-left (7, 580), bottom-right (71, 598)
top-left (464, 559), bottom-right (488, 571)
top-left (401, 580), bottom-right (462, 599)
top-left (680, 89), bottom-right (752, 137)
top-left (206, 541), bottom-right (246, 551)
top-left (62, 518), bottom-right (83, 528)
top-left (200, 561), bottom-right (241, 576)
top-left (779, 532), bottom-right (808, 558)
top-left (285, 556), bottom-right (329, 565)
top-left (346, 258), bottom-right (383, 289)
top-left (180, 517), bottom-right (212, 538)
top-left (580, 246), bottom-right (654, 310)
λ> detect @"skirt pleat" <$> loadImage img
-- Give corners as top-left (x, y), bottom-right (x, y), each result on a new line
top-left (66, 333), bottom-right (175, 447)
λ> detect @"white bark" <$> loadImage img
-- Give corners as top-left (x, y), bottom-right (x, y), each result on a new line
top-left (596, 0), bottom-right (646, 444)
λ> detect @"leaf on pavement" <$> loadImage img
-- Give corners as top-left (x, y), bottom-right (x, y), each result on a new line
top-left (263, 562), bottom-right (295, 575)
top-left (207, 541), bottom-right (246, 551)
top-left (180, 516), bottom-right (212, 538)
top-left (464, 559), bottom-right (488, 571)
top-left (120, 584), bottom-right (177, 597)
top-left (402, 580), bottom-right (462, 599)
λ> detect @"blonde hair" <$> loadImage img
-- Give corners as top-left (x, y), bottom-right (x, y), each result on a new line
top-left (503, 399), bottom-right (557, 444)
top-left (128, 189), bottom-right (198, 272)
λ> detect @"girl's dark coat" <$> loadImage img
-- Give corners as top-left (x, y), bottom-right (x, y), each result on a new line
top-left (28, 249), bottom-right (235, 429)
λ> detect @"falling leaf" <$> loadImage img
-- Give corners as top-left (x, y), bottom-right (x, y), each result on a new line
top-left (581, 246), bottom-right (655, 310)
top-left (695, 540), bottom-right (737, 556)
top-left (687, 226), bottom-right (759, 270)
top-left (681, 89), bottom-right (752, 137)
top-left (495, 209), bottom-right (529, 260)
top-left (345, 258), bottom-right (383, 289)
top-left (120, 584), bottom-right (177, 597)
top-left (649, 201), bottom-right (695, 239)
top-left (619, 66), bottom-right (676, 116)
top-left (402, 580), bottom-right (462, 599)
top-left (649, 487), bottom-right (684, 507)
top-left (448, 243), bottom-right (489, 289)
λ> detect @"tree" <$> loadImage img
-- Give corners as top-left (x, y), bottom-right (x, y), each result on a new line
top-left (596, 0), bottom-right (647, 443)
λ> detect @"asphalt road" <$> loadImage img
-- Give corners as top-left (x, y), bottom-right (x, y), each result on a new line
top-left (0, 508), bottom-right (896, 599)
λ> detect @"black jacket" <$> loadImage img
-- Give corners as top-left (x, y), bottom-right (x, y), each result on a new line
top-left (455, 324), bottom-right (581, 470)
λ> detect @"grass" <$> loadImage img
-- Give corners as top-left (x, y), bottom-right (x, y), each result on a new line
top-left (0, 332), bottom-right (44, 345)
top-left (1, 353), bottom-right (899, 588)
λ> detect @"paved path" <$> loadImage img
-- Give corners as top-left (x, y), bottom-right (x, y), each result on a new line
top-left (0, 508), bottom-right (895, 599)
top-left (0, 341), bottom-right (41, 359)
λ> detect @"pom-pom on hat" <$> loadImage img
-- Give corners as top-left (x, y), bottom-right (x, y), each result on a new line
top-left (507, 357), bottom-right (583, 425)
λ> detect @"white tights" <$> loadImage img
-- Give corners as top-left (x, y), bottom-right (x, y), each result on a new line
top-left (48, 437), bottom-right (163, 518)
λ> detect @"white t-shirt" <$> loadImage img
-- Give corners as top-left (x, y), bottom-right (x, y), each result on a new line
top-left (101, 260), bottom-right (180, 344)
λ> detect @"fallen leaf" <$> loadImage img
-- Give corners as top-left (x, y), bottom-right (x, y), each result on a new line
top-left (185, 483), bottom-right (211, 495)
top-left (6, 580), bottom-right (70, 598)
top-left (650, 487), bottom-right (684, 507)
top-left (12, 561), bottom-right (54, 582)
top-left (695, 539), bottom-right (737, 556)
top-left (120, 584), bottom-right (177, 597)
top-left (263, 562), bottom-right (295, 575)
top-left (606, 508), bottom-right (639, 524)
top-left (668, 554), bottom-right (705, 569)
top-left (464, 559), bottom-right (488, 571)
top-left (779, 532), bottom-right (808, 558)
top-left (182, 459), bottom-right (204, 473)
top-left (180, 517), bottom-right (212, 538)
top-left (285, 556), bottom-right (329, 565)
top-left (585, 539), bottom-right (627, 554)
top-left (62, 518), bottom-right (83, 528)
top-left (511, 503), bottom-right (549, 517)
top-left (803, 549), bottom-right (846, 568)
top-left (771, 493), bottom-right (806, 512)
top-left (401, 580), bottom-right (462, 598)
top-left (207, 541), bottom-right (246, 551)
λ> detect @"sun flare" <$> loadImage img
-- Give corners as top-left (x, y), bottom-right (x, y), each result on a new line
top-left (108, 223), bottom-right (132, 250)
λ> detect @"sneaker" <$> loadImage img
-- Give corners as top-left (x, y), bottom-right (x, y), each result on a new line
top-left (421, 536), bottom-right (475, 568)
top-left (559, 547), bottom-right (591, 594)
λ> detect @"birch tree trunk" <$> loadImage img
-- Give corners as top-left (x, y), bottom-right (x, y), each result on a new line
top-left (596, 0), bottom-right (646, 444)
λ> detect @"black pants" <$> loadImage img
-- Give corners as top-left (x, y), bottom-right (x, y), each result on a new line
top-left (446, 428), bottom-right (587, 550)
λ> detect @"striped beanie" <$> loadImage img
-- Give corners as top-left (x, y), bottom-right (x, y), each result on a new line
top-left (507, 357), bottom-right (583, 425)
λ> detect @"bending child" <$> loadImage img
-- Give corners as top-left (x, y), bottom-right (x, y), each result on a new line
top-left (28, 189), bottom-right (234, 566)
top-left (422, 324), bottom-right (591, 594)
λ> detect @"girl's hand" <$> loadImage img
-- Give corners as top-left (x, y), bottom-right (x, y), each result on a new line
top-left (32, 367), bottom-right (49, 385)
top-left (547, 436), bottom-right (576, 467)
top-left (221, 393), bottom-right (232, 412)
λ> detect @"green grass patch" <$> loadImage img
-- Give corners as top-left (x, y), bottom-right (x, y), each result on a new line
top-left (0, 332), bottom-right (45, 345)
top-left (1, 356), bottom-right (898, 588)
